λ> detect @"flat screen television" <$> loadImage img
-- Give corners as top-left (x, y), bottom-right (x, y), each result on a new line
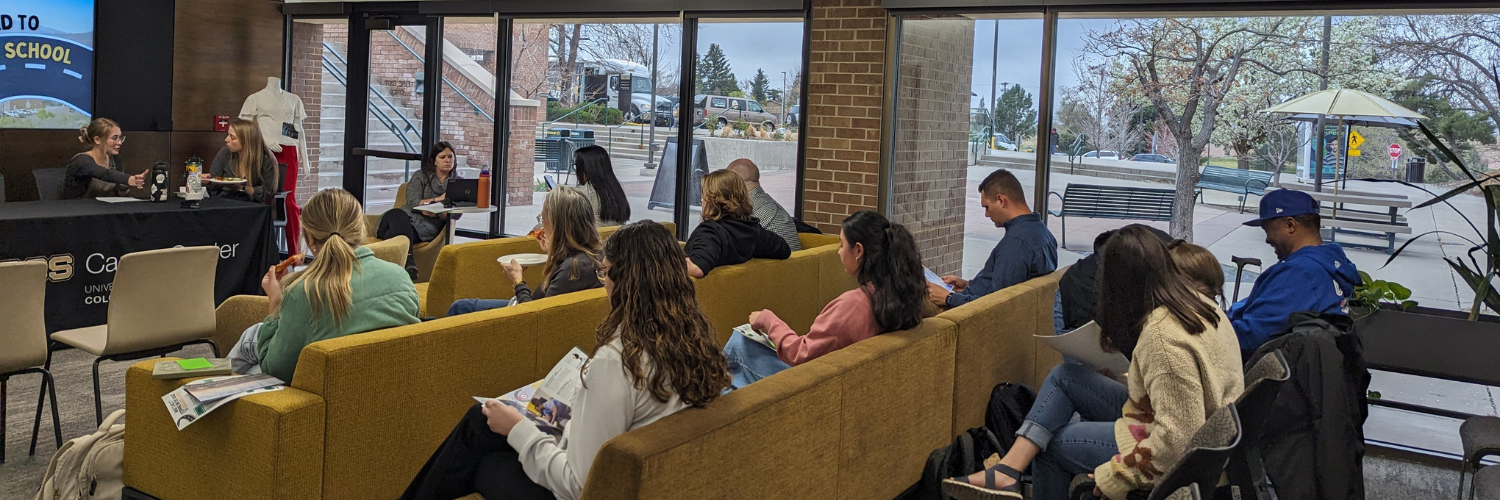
top-left (0, 0), bottom-right (95, 130)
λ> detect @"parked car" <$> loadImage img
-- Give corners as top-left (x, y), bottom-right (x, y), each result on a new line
top-left (692, 95), bottom-right (780, 130)
top-left (991, 133), bottom-right (1017, 151)
top-left (1130, 153), bottom-right (1175, 164)
top-left (1082, 150), bottom-right (1122, 160)
top-left (784, 105), bottom-right (800, 127)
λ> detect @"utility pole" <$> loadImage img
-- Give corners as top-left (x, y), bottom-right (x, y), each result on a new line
top-left (989, 19), bottom-right (999, 150)
top-left (781, 71), bottom-right (788, 125)
top-left (1313, 15), bottom-right (1331, 192)
top-left (646, 23), bottom-right (660, 172)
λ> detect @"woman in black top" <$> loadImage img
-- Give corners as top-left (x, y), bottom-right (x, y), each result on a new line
top-left (205, 119), bottom-right (277, 203)
top-left (63, 118), bottom-right (145, 199)
top-left (572, 146), bottom-right (630, 226)
top-left (683, 169), bottom-right (791, 278)
top-left (446, 185), bottom-right (603, 316)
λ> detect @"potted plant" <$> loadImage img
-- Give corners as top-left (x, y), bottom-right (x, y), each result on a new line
top-left (1353, 123), bottom-right (1500, 387)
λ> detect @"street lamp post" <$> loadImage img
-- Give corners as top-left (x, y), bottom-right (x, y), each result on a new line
top-left (781, 71), bottom-right (788, 126)
top-left (645, 23), bottom-right (660, 172)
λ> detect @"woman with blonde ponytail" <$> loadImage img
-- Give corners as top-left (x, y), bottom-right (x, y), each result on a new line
top-left (225, 188), bottom-right (419, 382)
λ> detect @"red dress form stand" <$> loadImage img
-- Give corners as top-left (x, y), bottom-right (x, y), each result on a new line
top-left (274, 145), bottom-right (302, 254)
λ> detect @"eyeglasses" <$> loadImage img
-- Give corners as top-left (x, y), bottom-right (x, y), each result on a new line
top-left (109, 135), bottom-right (125, 144)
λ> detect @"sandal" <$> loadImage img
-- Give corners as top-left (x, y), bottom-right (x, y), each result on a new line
top-left (941, 463), bottom-right (1024, 499)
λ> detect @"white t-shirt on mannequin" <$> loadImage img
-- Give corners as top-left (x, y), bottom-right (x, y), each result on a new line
top-left (240, 77), bottom-right (309, 170)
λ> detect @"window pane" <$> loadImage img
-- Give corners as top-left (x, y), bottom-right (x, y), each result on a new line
top-left (287, 19), bottom-right (350, 206)
top-left (891, 15), bottom-right (1044, 277)
top-left (440, 16), bottom-right (500, 240)
top-left (506, 20), bottom-right (682, 235)
top-left (363, 25), bottom-right (427, 214)
top-left (691, 20), bottom-right (806, 236)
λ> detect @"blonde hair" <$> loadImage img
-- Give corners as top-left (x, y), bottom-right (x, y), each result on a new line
top-left (1168, 239), bottom-right (1226, 307)
top-left (281, 189), bottom-right (366, 324)
top-left (700, 169), bottom-right (753, 222)
top-left (538, 186), bottom-right (601, 294)
top-left (79, 118), bottom-right (119, 147)
top-left (228, 119), bottom-right (270, 186)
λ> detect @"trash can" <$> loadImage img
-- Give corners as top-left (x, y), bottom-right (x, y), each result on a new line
top-left (568, 129), bottom-right (596, 149)
top-left (1406, 157), bottom-right (1426, 184)
top-left (546, 127), bottom-right (573, 138)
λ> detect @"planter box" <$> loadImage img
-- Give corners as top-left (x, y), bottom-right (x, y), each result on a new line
top-left (1355, 305), bottom-right (1500, 386)
top-left (701, 136), bottom-right (797, 171)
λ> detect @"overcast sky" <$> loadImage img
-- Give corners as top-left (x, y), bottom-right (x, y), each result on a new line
top-left (697, 22), bottom-right (807, 90)
top-left (968, 18), bottom-right (1115, 109)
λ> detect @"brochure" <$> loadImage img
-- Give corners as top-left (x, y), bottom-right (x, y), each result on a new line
top-left (734, 323), bottom-right (777, 352)
top-left (925, 268), bottom-right (954, 292)
top-left (182, 373), bottom-right (284, 402)
top-left (475, 347), bottom-right (588, 437)
top-left (1035, 321), bottom-right (1130, 381)
top-left (162, 379), bottom-right (284, 430)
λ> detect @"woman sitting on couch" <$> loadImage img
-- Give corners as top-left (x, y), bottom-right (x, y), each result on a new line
top-left (723, 210), bottom-right (927, 389)
top-left (227, 188), bottom-right (421, 382)
top-left (942, 226), bottom-right (1243, 500)
top-left (400, 221), bottom-right (730, 500)
top-left (683, 169), bottom-right (791, 278)
top-left (446, 186), bottom-right (603, 316)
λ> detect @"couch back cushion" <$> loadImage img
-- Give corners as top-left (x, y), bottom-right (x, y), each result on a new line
top-left (295, 289), bottom-right (612, 500)
top-left (692, 236), bottom-right (845, 343)
top-left (580, 318), bottom-right (956, 500)
top-left (424, 236), bottom-right (548, 317)
top-left (935, 270), bottom-right (1064, 435)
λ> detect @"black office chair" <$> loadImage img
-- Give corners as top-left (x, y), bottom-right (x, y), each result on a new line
top-left (33, 168), bottom-right (65, 201)
top-left (1069, 404), bottom-right (1243, 500)
top-left (1227, 351), bottom-right (1291, 500)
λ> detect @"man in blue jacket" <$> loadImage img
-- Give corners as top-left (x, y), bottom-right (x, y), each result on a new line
top-left (929, 169), bottom-right (1058, 308)
top-left (1231, 189), bottom-right (1360, 354)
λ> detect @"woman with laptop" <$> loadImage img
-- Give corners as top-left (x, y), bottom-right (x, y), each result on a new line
top-left (375, 141), bottom-right (463, 277)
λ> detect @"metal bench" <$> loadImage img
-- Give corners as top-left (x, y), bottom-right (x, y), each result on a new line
top-left (1047, 184), bottom-right (1176, 247)
top-left (1194, 166), bottom-right (1274, 213)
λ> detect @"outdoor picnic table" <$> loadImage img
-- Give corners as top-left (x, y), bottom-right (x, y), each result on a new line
top-left (1262, 186), bottom-right (1412, 254)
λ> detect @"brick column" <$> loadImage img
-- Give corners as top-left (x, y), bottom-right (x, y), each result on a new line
top-left (288, 22), bottom-right (326, 205)
top-left (507, 95), bottom-right (540, 206)
top-left (801, 0), bottom-right (887, 233)
top-left (890, 17), bottom-right (974, 275)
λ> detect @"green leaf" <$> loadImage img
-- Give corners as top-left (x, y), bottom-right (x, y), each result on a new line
top-left (1367, 390), bottom-right (1382, 400)
top-left (1400, 300), bottom-right (1419, 311)
top-left (1359, 271), bottom-right (1373, 286)
top-left (1389, 283), bottom-right (1412, 301)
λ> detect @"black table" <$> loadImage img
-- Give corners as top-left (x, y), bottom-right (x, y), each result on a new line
top-left (0, 197), bottom-right (276, 333)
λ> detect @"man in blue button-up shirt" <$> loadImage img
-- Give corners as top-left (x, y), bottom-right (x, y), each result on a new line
top-left (929, 169), bottom-right (1058, 308)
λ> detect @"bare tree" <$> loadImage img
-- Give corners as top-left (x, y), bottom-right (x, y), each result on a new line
top-left (510, 23), bottom-right (552, 100)
top-left (1088, 18), bottom-right (1302, 240)
top-left (1375, 15), bottom-right (1500, 129)
top-left (1252, 122), bottom-right (1311, 185)
top-left (552, 24), bottom-right (584, 106)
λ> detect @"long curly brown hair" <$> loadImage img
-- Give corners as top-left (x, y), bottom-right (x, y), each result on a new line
top-left (596, 221), bottom-right (729, 406)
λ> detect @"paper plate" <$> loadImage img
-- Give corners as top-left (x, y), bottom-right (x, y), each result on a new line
top-left (207, 178), bottom-right (248, 184)
top-left (497, 253), bottom-right (548, 266)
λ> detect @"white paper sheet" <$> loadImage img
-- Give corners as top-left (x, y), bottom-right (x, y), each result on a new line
top-left (1036, 321), bottom-right (1131, 379)
top-left (97, 197), bottom-right (143, 203)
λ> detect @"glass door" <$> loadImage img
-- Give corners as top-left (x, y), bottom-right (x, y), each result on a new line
top-left (360, 17), bottom-right (430, 214)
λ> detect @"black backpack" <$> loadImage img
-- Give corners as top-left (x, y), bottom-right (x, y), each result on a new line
top-left (898, 383), bottom-right (1037, 500)
top-left (986, 382), bottom-right (1037, 451)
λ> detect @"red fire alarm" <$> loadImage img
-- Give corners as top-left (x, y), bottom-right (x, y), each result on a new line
top-left (214, 115), bottom-right (231, 132)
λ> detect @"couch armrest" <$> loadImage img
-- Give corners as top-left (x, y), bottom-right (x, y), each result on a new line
top-left (213, 295), bottom-right (269, 355)
top-left (124, 360), bottom-right (325, 500)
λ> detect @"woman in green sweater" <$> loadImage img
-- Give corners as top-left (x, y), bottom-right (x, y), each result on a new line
top-left (226, 188), bottom-right (420, 382)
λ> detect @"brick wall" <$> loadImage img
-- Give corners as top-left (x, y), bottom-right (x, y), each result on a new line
top-left (507, 104), bottom-right (540, 206)
top-left (288, 22), bottom-right (327, 205)
top-left (890, 17), bottom-right (974, 275)
top-left (802, 0), bottom-right (887, 233)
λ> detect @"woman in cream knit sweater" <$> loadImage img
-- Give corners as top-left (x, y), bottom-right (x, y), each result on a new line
top-left (945, 226), bottom-right (1244, 500)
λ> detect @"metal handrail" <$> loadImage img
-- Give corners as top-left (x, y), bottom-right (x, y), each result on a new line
top-left (381, 30), bottom-right (494, 122)
top-left (322, 41), bottom-right (420, 155)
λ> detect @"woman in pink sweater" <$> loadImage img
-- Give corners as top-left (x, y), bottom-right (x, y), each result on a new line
top-left (723, 210), bottom-right (927, 389)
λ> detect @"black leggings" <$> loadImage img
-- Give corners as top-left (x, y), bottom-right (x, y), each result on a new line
top-left (400, 403), bottom-right (555, 500)
top-left (377, 209), bottom-right (420, 268)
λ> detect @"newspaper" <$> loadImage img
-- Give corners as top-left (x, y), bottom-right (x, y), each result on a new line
top-left (182, 373), bottom-right (283, 402)
top-left (475, 347), bottom-right (588, 437)
top-left (162, 380), bottom-right (284, 430)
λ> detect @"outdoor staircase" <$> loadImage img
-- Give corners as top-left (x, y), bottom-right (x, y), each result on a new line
top-left (318, 41), bottom-right (425, 213)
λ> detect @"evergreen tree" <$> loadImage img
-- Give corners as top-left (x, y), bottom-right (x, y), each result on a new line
top-left (992, 85), bottom-right (1038, 144)
top-left (750, 69), bottom-right (771, 102)
top-left (699, 44), bottom-right (739, 95)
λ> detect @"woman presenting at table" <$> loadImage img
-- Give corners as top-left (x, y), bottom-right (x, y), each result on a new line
top-left (376, 141), bottom-right (462, 276)
top-left (205, 119), bottom-right (277, 203)
top-left (63, 118), bottom-right (145, 199)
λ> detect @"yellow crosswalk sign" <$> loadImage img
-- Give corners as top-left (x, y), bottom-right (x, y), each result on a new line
top-left (1348, 130), bottom-right (1364, 157)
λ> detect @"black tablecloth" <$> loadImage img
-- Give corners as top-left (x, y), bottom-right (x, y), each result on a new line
top-left (0, 197), bottom-right (276, 333)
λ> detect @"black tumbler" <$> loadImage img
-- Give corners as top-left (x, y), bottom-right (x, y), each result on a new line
top-left (150, 162), bottom-right (170, 202)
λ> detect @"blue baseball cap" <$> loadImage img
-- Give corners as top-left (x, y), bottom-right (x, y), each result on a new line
top-left (1243, 189), bottom-right (1319, 227)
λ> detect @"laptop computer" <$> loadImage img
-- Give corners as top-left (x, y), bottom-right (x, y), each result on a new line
top-left (444, 179), bottom-right (479, 207)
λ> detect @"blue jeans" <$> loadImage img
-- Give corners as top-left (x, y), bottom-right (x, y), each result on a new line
top-left (722, 331), bottom-right (791, 390)
top-left (1019, 363), bottom-right (1130, 500)
top-left (447, 299), bottom-right (510, 317)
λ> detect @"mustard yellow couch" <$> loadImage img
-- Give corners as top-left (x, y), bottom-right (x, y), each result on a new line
top-left (417, 223), bottom-right (663, 318)
top-left (123, 232), bottom-right (841, 500)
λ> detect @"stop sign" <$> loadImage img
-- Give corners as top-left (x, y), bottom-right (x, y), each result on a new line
top-left (1389, 144), bottom-right (1403, 159)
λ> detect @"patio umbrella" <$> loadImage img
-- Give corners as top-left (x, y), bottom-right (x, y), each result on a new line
top-left (1260, 89), bottom-right (1428, 192)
